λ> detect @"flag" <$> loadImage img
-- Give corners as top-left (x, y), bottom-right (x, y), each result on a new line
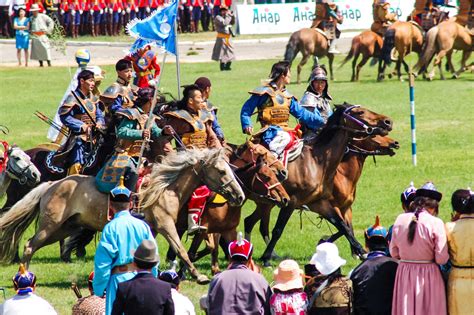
top-left (126, 0), bottom-right (178, 55)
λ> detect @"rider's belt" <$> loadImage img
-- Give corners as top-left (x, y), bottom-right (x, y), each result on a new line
top-left (400, 259), bottom-right (434, 264)
top-left (217, 32), bottom-right (231, 46)
top-left (32, 31), bottom-right (46, 36)
top-left (139, 70), bottom-right (152, 77)
top-left (111, 263), bottom-right (136, 275)
top-left (182, 131), bottom-right (207, 149)
top-left (74, 113), bottom-right (95, 125)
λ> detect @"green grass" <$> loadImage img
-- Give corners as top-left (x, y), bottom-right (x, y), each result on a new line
top-left (0, 55), bottom-right (473, 314)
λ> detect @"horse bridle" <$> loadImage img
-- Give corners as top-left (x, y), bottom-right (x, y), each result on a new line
top-left (341, 105), bottom-right (386, 136)
top-left (192, 159), bottom-right (237, 198)
top-left (2, 144), bottom-right (34, 185)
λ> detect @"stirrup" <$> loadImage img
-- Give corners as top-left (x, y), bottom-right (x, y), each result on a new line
top-left (187, 224), bottom-right (207, 236)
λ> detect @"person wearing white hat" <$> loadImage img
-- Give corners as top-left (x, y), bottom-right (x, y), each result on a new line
top-left (270, 259), bottom-right (308, 314)
top-left (29, 3), bottom-right (54, 67)
top-left (305, 242), bottom-right (352, 314)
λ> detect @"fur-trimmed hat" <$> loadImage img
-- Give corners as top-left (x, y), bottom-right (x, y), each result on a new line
top-left (109, 176), bottom-right (131, 202)
top-left (12, 264), bottom-right (36, 295)
top-left (416, 181), bottom-right (442, 202)
top-left (228, 232), bottom-right (253, 260)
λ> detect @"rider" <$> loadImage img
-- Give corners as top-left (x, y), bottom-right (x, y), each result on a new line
top-left (125, 45), bottom-right (161, 88)
top-left (194, 76), bottom-right (226, 145)
top-left (161, 84), bottom-right (221, 235)
top-left (310, 0), bottom-right (344, 54)
top-left (58, 69), bottom-right (105, 175)
top-left (371, 0), bottom-right (397, 36)
top-left (240, 61), bottom-right (325, 157)
top-left (96, 87), bottom-right (163, 194)
top-left (299, 66), bottom-right (333, 142)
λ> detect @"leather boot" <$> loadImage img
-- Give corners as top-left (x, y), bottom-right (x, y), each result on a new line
top-left (187, 210), bottom-right (207, 235)
top-left (113, 23), bottom-right (118, 36)
top-left (95, 24), bottom-right (101, 36)
top-left (220, 62), bottom-right (225, 71)
top-left (91, 23), bottom-right (96, 36)
top-left (224, 62), bottom-right (232, 71)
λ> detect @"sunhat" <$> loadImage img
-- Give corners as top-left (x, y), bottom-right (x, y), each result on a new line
top-left (310, 242), bottom-right (346, 275)
top-left (273, 259), bottom-right (304, 291)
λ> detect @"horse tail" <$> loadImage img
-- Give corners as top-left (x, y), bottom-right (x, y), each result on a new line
top-left (284, 31), bottom-right (300, 66)
top-left (381, 28), bottom-right (396, 65)
top-left (0, 182), bottom-right (51, 262)
top-left (340, 35), bottom-right (360, 68)
top-left (415, 26), bottom-right (439, 72)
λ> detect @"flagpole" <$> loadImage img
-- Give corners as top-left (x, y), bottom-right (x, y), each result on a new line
top-left (174, 7), bottom-right (182, 99)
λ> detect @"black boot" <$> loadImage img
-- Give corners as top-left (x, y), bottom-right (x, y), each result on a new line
top-left (39, 60), bottom-right (43, 67)
top-left (47, 60), bottom-right (51, 67)
top-left (224, 62), bottom-right (232, 71)
top-left (220, 62), bottom-right (225, 71)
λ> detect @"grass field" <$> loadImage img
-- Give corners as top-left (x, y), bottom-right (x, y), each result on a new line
top-left (0, 54), bottom-right (473, 314)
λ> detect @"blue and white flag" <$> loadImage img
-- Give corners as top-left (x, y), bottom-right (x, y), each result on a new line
top-left (126, 0), bottom-right (178, 55)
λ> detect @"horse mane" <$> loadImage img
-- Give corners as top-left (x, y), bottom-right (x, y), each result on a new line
top-left (313, 102), bottom-right (352, 146)
top-left (140, 148), bottom-right (225, 208)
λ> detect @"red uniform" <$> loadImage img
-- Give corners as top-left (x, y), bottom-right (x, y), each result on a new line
top-left (126, 48), bottom-right (161, 88)
top-left (138, 0), bottom-right (150, 8)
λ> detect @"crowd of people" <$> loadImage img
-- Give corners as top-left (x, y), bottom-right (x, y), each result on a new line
top-left (1, 182), bottom-right (472, 314)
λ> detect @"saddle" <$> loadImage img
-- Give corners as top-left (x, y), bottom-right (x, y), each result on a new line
top-left (281, 139), bottom-right (304, 167)
top-left (314, 27), bottom-right (330, 41)
top-left (409, 20), bottom-right (425, 35)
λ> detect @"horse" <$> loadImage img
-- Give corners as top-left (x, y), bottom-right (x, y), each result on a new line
top-left (0, 142), bottom-right (41, 197)
top-left (378, 21), bottom-right (424, 81)
top-left (284, 28), bottom-right (335, 84)
top-left (242, 103), bottom-right (393, 266)
top-left (415, 20), bottom-right (473, 80)
top-left (339, 3), bottom-right (396, 81)
top-left (244, 134), bottom-right (399, 258)
top-left (165, 142), bottom-right (290, 274)
top-left (0, 149), bottom-right (245, 284)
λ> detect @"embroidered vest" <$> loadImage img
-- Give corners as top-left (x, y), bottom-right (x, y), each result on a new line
top-left (115, 108), bottom-right (148, 157)
top-left (164, 109), bottom-right (213, 149)
top-left (250, 85), bottom-right (292, 128)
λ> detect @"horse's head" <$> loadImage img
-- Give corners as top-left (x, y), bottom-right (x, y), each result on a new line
top-left (4, 145), bottom-right (41, 186)
top-left (348, 134), bottom-right (400, 157)
top-left (244, 140), bottom-right (288, 181)
top-left (197, 149), bottom-right (245, 207)
top-left (337, 103), bottom-right (393, 137)
top-left (375, 3), bottom-right (397, 22)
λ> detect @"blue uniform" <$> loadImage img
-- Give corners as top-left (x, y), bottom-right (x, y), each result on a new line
top-left (93, 210), bottom-right (158, 315)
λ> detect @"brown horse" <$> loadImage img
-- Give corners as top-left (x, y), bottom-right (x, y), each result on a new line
top-left (415, 20), bottom-right (473, 80)
top-left (249, 103), bottom-right (393, 265)
top-left (284, 28), bottom-right (334, 84)
top-left (244, 134), bottom-right (399, 257)
top-left (378, 21), bottom-right (424, 81)
top-left (0, 149), bottom-right (244, 284)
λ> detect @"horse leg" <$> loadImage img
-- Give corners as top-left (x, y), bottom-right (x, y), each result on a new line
top-left (244, 205), bottom-right (264, 242)
top-left (297, 53), bottom-right (311, 84)
top-left (433, 50), bottom-right (447, 80)
top-left (260, 205), bottom-right (295, 266)
top-left (190, 232), bottom-right (210, 262)
top-left (60, 227), bottom-right (96, 262)
top-left (166, 227), bottom-right (185, 263)
top-left (327, 53), bottom-right (335, 80)
top-left (258, 206), bottom-right (280, 260)
top-left (209, 233), bottom-right (221, 275)
top-left (402, 59), bottom-right (410, 76)
top-left (446, 50), bottom-right (455, 73)
top-left (396, 58), bottom-right (403, 82)
top-left (377, 58), bottom-right (385, 81)
top-left (157, 218), bottom-right (210, 284)
top-left (453, 50), bottom-right (471, 79)
top-left (356, 55), bottom-right (370, 82)
top-left (351, 51), bottom-right (359, 82)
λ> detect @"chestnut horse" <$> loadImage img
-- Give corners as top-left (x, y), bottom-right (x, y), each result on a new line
top-left (284, 28), bottom-right (334, 84)
top-left (415, 20), bottom-right (473, 80)
top-left (246, 103), bottom-right (393, 266)
top-left (0, 149), bottom-right (244, 284)
top-left (244, 135), bottom-right (399, 258)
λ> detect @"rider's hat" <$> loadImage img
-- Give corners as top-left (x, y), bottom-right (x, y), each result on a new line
top-left (401, 181), bottom-right (417, 207)
top-left (12, 264), bottom-right (36, 295)
top-left (416, 181), bottom-right (442, 202)
top-left (75, 49), bottom-right (91, 67)
top-left (228, 232), bottom-right (253, 260)
top-left (310, 66), bottom-right (328, 82)
top-left (109, 176), bottom-right (131, 202)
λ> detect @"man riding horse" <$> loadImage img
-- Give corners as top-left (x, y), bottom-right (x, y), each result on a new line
top-left (371, 0), bottom-right (397, 36)
top-left (57, 69), bottom-right (106, 175)
top-left (240, 61), bottom-right (325, 158)
top-left (161, 84), bottom-right (222, 235)
top-left (310, 0), bottom-right (343, 54)
top-left (411, 0), bottom-right (448, 32)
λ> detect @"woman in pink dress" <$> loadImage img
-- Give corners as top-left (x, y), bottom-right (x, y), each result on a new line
top-left (390, 182), bottom-right (449, 315)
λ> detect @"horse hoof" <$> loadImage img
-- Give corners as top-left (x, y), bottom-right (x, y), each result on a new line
top-left (387, 73), bottom-right (393, 79)
top-left (197, 274), bottom-right (211, 285)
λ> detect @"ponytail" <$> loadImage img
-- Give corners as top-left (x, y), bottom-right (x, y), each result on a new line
top-left (407, 196), bottom-right (439, 244)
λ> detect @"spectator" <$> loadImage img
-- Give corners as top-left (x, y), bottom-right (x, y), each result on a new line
top-left (305, 242), bottom-right (352, 315)
top-left (350, 216), bottom-right (398, 315)
top-left (0, 0), bottom-right (12, 38)
top-left (205, 233), bottom-right (272, 314)
top-left (13, 7), bottom-right (29, 67)
top-left (29, 3), bottom-right (54, 67)
top-left (270, 259), bottom-right (308, 314)
top-left (191, 0), bottom-right (203, 32)
top-left (211, 5), bottom-right (235, 71)
top-left (387, 182), bottom-right (417, 243)
top-left (390, 182), bottom-right (449, 315)
top-left (0, 264), bottom-right (57, 315)
top-left (93, 178), bottom-right (158, 315)
top-left (159, 269), bottom-right (196, 315)
top-left (112, 240), bottom-right (174, 315)
top-left (72, 271), bottom-right (106, 315)
top-left (445, 189), bottom-right (474, 315)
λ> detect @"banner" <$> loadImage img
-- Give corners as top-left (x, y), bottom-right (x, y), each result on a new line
top-left (236, 0), bottom-right (458, 35)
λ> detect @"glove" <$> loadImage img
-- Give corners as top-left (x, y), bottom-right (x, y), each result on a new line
top-left (71, 9), bottom-right (76, 16)
top-left (126, 7), bottom-right (131, 14)
top-left (209, 3), bottom-right (214, 9)
top-left (135, 7), bottom-right (139, 12)
top-left (108, 8), bottom-right (113, 14)
top-left (79, 9), bottom-right (83, 14)
top-left (118, 8), bottom-right (122, 13)
top-left (60, 9), bottom-right (65, 14)
top-left (89, 9), bottom-right (94, 14)
top-left (148, 79), bottom-right (156, 87)
top-left (99, 9), bottom-right (103, 14)
top-left (146, 6), bottom-right (150, 13)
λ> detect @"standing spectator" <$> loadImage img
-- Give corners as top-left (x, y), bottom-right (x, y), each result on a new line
top-left (8, 0), bottom-right (26, 18)
top-left (350, 216), bottom-right (398, 315)
top-left (0, 264), bottom-right (57, 315)
top-left (0, 0), bottom-right (13, 38)
top-left (90, 0), bottom-right (105, 36)
top-left (13, 7), bottom-right (29, 67)
top-left (150, 0), bottom-right (160, 14)
top-left (72, 272), bottom-right (106, 315)
top-left (190, 0), bottom-right (202, 32)
top-left (29, 3), bottom-right (54, 67)
top-left (159, 269), bottom-right (196, 315)
top-left (70, 0), bottom-right (83, 38)
top-left (111, 240), bottom-right (174, 315)
top-left (201, 0), bottom-right (211, 31)
top-left (211, 5), bottom-right (234, 71)
top-left (305, 242), bottom-right (352, 315)
top-left (137, 0), bottom-right (150, 19)
top-left (270, 259), bottom-right (308, 314)
top-left (92, 179), bottom-right (158, 315)
top-left (178, 0), bottom-right (191, 32)
top-left (205, 233), bottom-right (272, 314)
top-left (59, 0), bottom-right (71, 36)
top-left (123, 0), bottom-right (138, 28)
top-left (445, 189), bottom-right (474, 315)
top-left (390, 182), bottom-right (449, 315)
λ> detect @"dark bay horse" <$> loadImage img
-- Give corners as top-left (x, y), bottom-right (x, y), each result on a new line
top-left (284, 28), bottom-right (335, 84)
top-left (246, 103), bottom-right (393, 266)
top-left (0, 149), bottom-right (244, 284)
top-left (244, 134), bottom-right (399, 257)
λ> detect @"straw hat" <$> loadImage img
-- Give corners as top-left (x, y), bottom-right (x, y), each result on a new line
top-left (310, 242), bottom-right (346, 275)
top-left (273, 259), bottom-right (304, 291)
top-left (29, 4), bottom-right (41, 12)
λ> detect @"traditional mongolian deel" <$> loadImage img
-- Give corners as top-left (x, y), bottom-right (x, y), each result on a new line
top-left (29, 7), bottom-right (54, 62)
